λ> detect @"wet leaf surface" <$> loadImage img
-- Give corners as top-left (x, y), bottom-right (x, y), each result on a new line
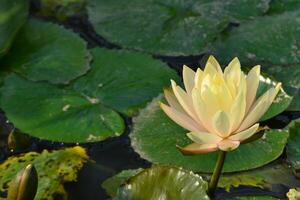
top-left (287, 118), bottom-right (300, 171)
top-left (0, 48), bottom-right (178, 143)
top-left (88, 0), bottom-right (270, 56)
top-left (1, 19), bottom-right (91, 84)
top-left (115, 165), bottom-right (210, 200)
top-left (102, 168), bottom-right (143, 197)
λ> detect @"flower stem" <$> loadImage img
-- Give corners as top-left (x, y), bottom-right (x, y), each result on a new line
top-left (208, 150), bottom-right (226, 196)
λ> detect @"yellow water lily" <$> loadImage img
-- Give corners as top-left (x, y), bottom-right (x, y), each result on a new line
top-left (160, 56), bottom-right (281, 154)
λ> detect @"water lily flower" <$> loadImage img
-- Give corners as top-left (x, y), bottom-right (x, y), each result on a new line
top-left (160, 56), bottom-right (281, 154)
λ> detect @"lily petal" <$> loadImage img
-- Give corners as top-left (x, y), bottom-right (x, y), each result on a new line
top-left (192, 88), bottom-right (215, 133)
top-left (207, 55), bottom-right (223, 75)
top-left (230, 78), bottom-right (246, 131)
top-left (201, 85), bottom-right (220, 112)
top-left (183, 65), bottom-right (195, 94)
top-left (178, 143), bottom-right (218, 154)
top-left (194, 68), bottom-right (204, 89)
top-left (229, 123), bottom-right (259, 141)
top-left (237, 83), bottom-right (281, 132)
top-left (224, 57), bottom-right (242, 86)
top-left (246, 65), bottom-right (261, 112)
top-left (212, 110), bottom-right (231, 137)
top-left (163, 88), bottom-right (185, 113)
top-left (204, 63), bottom-right (218, 77)
top-left (218, 140), bottom-right (240, 151)
top-left (171, 80), bottom-right (198, 120)
top-left (187, 132), bottom-right (222, 144)
top-left (160, 103), bottom-right (205, 132)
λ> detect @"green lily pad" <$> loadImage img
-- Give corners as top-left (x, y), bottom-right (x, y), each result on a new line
top-left (0, 48), bottom-right (178, 143)
top-left (287, 118), bottom-right (300, 171)
top-left (103, 164), bottom-right (300, 198)
top-left (72, 48), bottom-right (179, 116)
top-left (268, 0), bottom-right (300, 14)
top-left (130, 96), bottom-right (289, 173)
top-left (211, 11), bottom-right (300, 111)
top-left (0, 146), bottom-right (88, 200)
top-left (115, 165), bottom-right (210, 200)
top-left (38, 0), bottom-right (87, 21)
top-left (1, 19), bottom-right (91, 84)
top-left (102, 169), bottom-right (143, 197)
top-left (88, 0), bottom-right (270, 56)
top-left (0, 74), bottom-right (124, 143)
top-left (217, 164), bottom-right (300, 192)
top-left (0, 0), bottom-right (28, 56)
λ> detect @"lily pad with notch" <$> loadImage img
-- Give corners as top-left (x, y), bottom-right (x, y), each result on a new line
top-left (88, 0), bottom-right (270, 56)
top-left (1, 19), bottom-right (91, 84)
top-left (0, 48), bottom-right (179, 143)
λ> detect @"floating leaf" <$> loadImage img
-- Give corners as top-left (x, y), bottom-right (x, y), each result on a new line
top-left (1, 19), bottom-right (91, 84)
top-left (211, 11), bottom-right (300, 110)
top-left (0, 0), bottom-right (29, 56)
top-left (287, 119), bottom-right (300, 171)
top-left (0, 74), bottom-right (124, 143)
top-left (130, 96), bottom-right (289, 173)
top-left (268, 0), bottom-right (300, 14)
top-left (101, 164), bottom-right (300, 197)
top-left (115, 165), bottom-right (209, 200)
top-left (0, 48), bottom-right (178, 143)
top-left (217, 164), bottom-right (300, 192)
top-left (0, 147), bottom-right (88, 200)
top-left (72, 48), bottom-right (179, 116)
top-left (102, 169), bottom-right (143, 197)
top-left (88, 0), bottom-right (270, 56)
top-left (38, 0), bottom-right (87, 21)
